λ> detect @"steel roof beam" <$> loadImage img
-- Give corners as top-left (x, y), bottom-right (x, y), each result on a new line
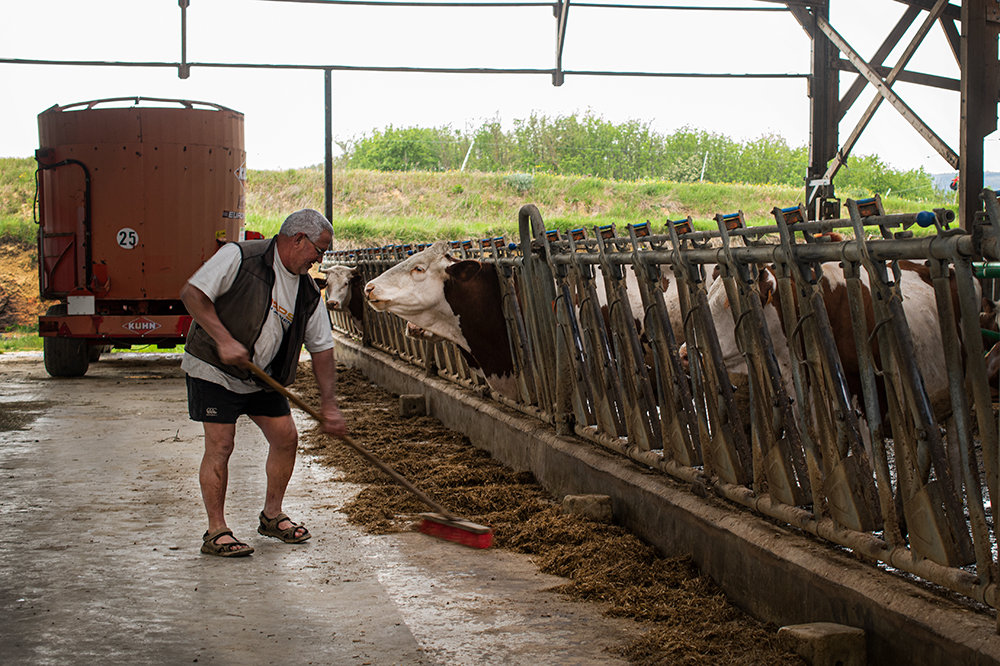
top-left (938, 10), bottom-right (961, 62)
top-left (833, 59), bottom-right (959, 92)
top-left (0, 57), bottom-right (806, 79)
top-left (892, 0), bottom-right (961, 21)
top-left (816, 11), bottom-right (958, 169)
top-left (822, 0), bottom-right (951, 183)
top-left (836, 5), bottom-right (919, 121)
top-left (959, 0), bottom-right (1000, 231)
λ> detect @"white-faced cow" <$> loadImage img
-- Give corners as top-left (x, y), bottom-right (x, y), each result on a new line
top-left (363, 240), bottom-right (706, 402)
top-left (363, 241), bottom-right (519, 401)
top-left (687, 259), bottom-right (977, 424)
top-left (320, 265), bottom-right (365, 329)
top-left (593, 264), bottom-right (715, 349)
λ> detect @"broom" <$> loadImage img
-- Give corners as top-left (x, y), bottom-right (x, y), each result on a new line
top-left (245, 362), bottom-right (493, 549)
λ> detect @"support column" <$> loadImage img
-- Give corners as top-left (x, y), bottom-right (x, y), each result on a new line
top-left (178, 0), bottom-right (190, 79)
top-left (806, 5), bottom-right (840, 219)
top-left (959, 0), bottom-right (998, 228)
top-left (324, 68), bottom-right (333, 224)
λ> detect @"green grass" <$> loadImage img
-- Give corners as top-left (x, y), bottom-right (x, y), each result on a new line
top-left (3, 156), bottom-right (959, 247)
top-left (0, 335), bottom-right (186, 354)
top-left (0, 157), bottom-right (38, 244)
top-left (125, 344), bottom-right (185, 354)
top-left (1, 325), bottom-right (43, 352)
top-left (243, 168), bottom-right (958, 246)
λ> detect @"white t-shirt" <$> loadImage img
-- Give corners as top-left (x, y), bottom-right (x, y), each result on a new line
top-left (181, 242), bottom-right (334, 393)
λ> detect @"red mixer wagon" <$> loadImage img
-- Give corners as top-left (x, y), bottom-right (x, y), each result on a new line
top-left (35, 97), bottom-right (248, 377)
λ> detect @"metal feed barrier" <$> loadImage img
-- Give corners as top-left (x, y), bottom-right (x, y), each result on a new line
top-left (324, 189), bottom-right (1000, 626)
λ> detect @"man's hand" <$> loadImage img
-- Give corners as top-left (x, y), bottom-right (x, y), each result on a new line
top-left (217, 338), bottom-right (250, 367)
top-left (321, 402), bottom-right (348, 438)
top-left (181, 282), bottom-right (247, 366)
top-left (310, 348), bottom-right (347, 438)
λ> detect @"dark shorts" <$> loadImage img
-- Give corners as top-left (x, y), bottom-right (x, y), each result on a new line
top-left (186, 375), bottom-right (290, 423)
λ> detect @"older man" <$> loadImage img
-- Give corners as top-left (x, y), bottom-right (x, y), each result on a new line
top-left (180, 209), bottom-right (348, 557)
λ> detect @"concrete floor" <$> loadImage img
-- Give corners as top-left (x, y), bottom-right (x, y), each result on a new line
top-left (0, 353), bottom-right (634, 666)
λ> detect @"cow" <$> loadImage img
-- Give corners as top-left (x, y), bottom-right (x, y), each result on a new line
top-left (593, 263), bottom-right (715, 349)
top-left (362, 239), bottom-right (713, 403)
top-left (320, 264), bottom-right (365, 329)
top-left (980, 297), bottom-right (1000, 350)
top-left (363, 241), bottom-right (519, 401)
top-left (684, 259), bottom-right (979, 426)
top-left (364, 238), bottom-right (709, 395)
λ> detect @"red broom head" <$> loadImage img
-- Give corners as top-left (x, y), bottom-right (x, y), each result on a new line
top-left (419, 513), bottom-right (493, 549)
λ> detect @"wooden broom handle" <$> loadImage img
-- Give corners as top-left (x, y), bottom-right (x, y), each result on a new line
top-left (244, 362), bottom-right (456, 521)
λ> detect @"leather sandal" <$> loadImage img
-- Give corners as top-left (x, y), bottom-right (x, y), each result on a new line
top-left (201, 528), bottom-right (254, 557)
top-left (257, 511), bottom-right (311, 543)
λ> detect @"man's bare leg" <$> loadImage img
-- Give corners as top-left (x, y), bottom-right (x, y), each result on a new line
top-left (251, 413), bottom-right (308, 539)
top-left (200, 421), bottom-right (246, 549)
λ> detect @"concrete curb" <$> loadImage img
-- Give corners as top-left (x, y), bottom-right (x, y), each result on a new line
top-left (335, 334), bottom-right (1000, 666)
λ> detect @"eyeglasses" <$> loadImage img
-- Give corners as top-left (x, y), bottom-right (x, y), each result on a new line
top-left (303, 235), bottom-right (327, 258)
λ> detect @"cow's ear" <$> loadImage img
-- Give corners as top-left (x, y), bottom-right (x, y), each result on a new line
top-left (313, 276), bottom-right (328, 289)
top-left (446, 260), bottom-right (482, 282)
top-left (758, 269), bottom-right (776, 306)
top-left (760, 281), bottom-right (774, 306)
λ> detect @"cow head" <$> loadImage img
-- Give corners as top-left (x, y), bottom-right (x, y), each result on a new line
top-left (701, 265), bottom-right (784, 378)
top-left (320, 265), bottom-right (359, 312)
top-left (363, 240), bottom-right (481, 351)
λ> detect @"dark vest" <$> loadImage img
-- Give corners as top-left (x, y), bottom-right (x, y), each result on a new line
top-left (185, 237), bottom-right (320, 387)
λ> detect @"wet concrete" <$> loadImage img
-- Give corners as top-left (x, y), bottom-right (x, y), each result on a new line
top-left (0, 353), bottom-right (635, 666)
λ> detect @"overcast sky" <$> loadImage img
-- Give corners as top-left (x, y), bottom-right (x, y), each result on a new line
top-left (1, 0), bottom-right (992, 175)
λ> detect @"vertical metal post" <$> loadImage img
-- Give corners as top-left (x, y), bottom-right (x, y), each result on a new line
top-left (805, 4), bottom-right (838, 217)
top-left (552, 0), bottom-right (570, 86)
top-left (324, 69), bottom-right (333, 224)
top-left (178, 0), bottom-right (190, 79)
top-left (519, 205), bottom-right (562, 424)
top-left (958, 0), bottom-right (998, 228)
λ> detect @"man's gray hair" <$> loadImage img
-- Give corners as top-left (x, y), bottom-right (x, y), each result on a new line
top-left (279, 209), bottom-right (334, 241)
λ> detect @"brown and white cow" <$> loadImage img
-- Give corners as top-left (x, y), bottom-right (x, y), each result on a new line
top-left (688, 259), bottom-right (978, 424)
top-left (363, 241), bottom-right (707, 402)
top-left (320, 265), bottom-right (365, 328)
top-left (593, 264), bottom-right (715, 348)
top-left (363, 241), bottom-right (519, 401)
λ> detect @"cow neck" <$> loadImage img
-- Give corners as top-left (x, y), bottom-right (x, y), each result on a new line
top-left (442, 263), bottom-right (515, 381)
top-left (347, 273), bottom-right (365, 323)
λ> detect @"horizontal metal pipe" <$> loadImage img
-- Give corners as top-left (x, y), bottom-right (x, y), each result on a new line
top-left (0, 58), bottom-right (807, 80)
top-left (332, 235), bottom-right (990, 274)
top-left (529, 235), bottom-right (978, 269)
top-left (974, 261), bottom-right (1000, 278)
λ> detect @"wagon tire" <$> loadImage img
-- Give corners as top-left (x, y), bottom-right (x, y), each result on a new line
top-left (43, 304), bottom-right (90, 378)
